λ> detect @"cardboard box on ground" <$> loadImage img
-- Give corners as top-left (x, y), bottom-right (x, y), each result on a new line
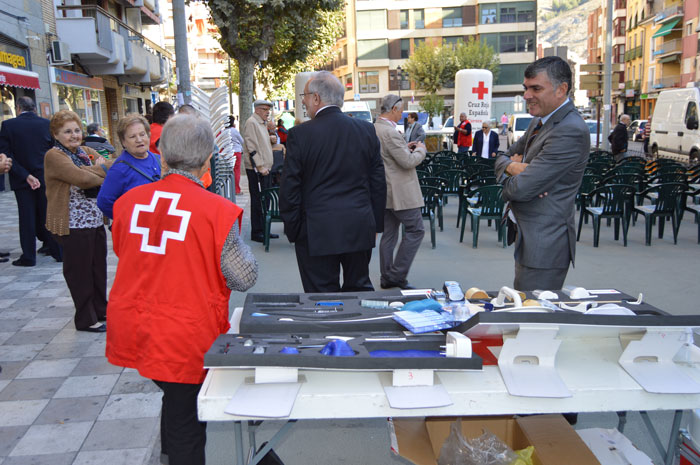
top-left (390, 414), bottom-right (601, 465)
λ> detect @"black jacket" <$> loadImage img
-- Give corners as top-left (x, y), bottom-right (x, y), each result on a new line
top-left (608, 122), bottom-right (628, 155)
top-left (279, 106), bottom-right (386, 256)
top-left (0, 112), bottom-right (53, 191)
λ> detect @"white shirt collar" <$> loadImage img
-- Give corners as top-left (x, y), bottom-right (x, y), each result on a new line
top-left (540, 98), bottom-right (570, 126)
top-left (315, 105), bottom-right (339, 116)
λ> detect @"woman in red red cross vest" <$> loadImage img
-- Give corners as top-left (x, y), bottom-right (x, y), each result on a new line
top-left (106, 114), bottom-right (258, 465)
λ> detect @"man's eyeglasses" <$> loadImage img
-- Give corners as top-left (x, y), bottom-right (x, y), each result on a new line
top-left (300, 92), bottom-right (317, 98)
top-left (389, 97), bottom-right (402, 110)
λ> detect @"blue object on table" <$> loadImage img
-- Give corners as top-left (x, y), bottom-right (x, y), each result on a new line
top-left (279, 347), bottom-right (299, 354)
top-left (401, 299), bottom-right (444, 312)
top-left (393, 310), bottom-right (456, 333)
top-left (320, 339), bottom-right (356, 357)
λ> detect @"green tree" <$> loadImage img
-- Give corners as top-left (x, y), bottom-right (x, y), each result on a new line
top-left (208, 0), bottom-right (343, 125)
top-left (454, 37), bottom-right (500, 83)
top-left (402, 41), bottom-right (457, 94)
top-left (419, 93), bottom-right (445, 128)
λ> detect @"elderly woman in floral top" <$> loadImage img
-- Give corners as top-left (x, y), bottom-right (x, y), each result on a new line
top-left (44, 110), bottom-right (113, 332)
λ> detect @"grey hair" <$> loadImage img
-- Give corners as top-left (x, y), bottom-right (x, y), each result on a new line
top-left (620, 114), bottom-right (631, 123)
top-left (524, 56), bottom-right (572, 95)
top-left (177, 104), bottom-right (198, 116)
top-left (17, 96), bottom-right (36, 112)
top-left (86, 123), bottom-right (100, 134)
top-left (308, 71), bottom-right (344, 107)
top-left (159, 115), bottom-right (213, 171)
top-left (380, 94), bottom-right (403, 113)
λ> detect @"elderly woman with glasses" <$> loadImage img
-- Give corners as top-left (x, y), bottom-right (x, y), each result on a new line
top-left (97, 114), bottom-right (161, 219)
top-left (106, 114), bottom-right (258, 465)
top-left (44, 110), bottom-right (113, 332)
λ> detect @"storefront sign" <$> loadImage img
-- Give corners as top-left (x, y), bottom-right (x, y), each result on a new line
top-left (52, 68), bottom-right (104, 91)
top-left (625, 89), bottom-right (635, 98)
top-left (0, 42), bottom-right (30, 70)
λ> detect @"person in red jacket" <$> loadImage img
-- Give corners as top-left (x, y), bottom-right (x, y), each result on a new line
top-left (456, 112), bottom-right (472, 153)
top-left (106, 114), bottom-right (258, 465)
top-left (276, 119), bottom-right (288, 146)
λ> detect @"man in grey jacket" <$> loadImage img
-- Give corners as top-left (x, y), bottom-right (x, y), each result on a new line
top-left (375, 95), bottom-right (426, 289)
top-left (495, 56), bottom-right (589, 291)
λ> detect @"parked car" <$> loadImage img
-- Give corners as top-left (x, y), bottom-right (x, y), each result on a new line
top-left (507, 113), bottom-right (534, 148)
top-left (627, 120), bottom-right (647, 141)
top-left (649, 88), bottom-right (700, 163)
top-left (584, 120), bottom-right (605, 148)
top-left (341, 101), bottom-right (372, 123)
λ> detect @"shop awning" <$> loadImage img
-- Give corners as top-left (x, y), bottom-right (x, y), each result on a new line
top-left (0, 65), bottom-right (40, 90)
top-left (652, 19), bottom-right (680, 38)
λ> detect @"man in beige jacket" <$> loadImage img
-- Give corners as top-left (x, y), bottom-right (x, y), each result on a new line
top-left (243, 99), bottom-right (276, 243)
top-left (375, 94), bottom-right (426, 289)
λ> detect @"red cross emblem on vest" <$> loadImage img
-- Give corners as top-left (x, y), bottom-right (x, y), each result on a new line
top-left (130, 191), bottom-right (191, 255)
top-left (472, 81), bottom-right (489, 100)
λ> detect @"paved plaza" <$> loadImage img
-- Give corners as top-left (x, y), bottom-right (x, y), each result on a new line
top-left (1, 145), bottom-right (699, 464)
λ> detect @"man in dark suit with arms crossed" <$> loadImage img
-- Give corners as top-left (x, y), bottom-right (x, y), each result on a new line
top-left (495, 57), bottom-right (589, 291)
top-left (280, 71), bottom-right (386, 292)
top-left (0, 97), bottom-right (61, 266)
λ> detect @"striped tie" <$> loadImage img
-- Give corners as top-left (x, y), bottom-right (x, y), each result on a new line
top-left (523, 119), bottom-right (543, 159)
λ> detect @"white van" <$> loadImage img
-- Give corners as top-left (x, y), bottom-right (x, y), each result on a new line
top-left (341, 101), bottom-right (372, 123)
top-left (507, 113), bottom-right (535, 148)
top-left (649, 87), bottom-right (700, 163)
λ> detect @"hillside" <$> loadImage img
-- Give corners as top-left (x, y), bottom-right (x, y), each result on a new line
top-left (537, 0), bottom-right (601, 62)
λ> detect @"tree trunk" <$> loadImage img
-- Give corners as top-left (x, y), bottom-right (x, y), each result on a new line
top-left (238, 56), bottom-right (256, 127)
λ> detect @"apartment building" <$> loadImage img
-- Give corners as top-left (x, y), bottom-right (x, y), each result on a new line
top-left (330, 0), bottom-right (537, 118)
top-left (585, 0), bottom-right (626, 118)
top-left (0, 0), bottom-right (171, 144)
top-left (162, 0), bottom-right (229, 92)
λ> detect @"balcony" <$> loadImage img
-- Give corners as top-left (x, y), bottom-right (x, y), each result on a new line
top-left (624, 46), bottom-right (642, 61)
top-left (654, 38), bottom-right (682, 58)
top-left (625, 79), bottom-right (641, 90)
top-left (655, 5), bottom-right (683, 24)
top-left (650, 74), bottom-right (681, 89)
top-left (56, 5), bottom-right (171, 85)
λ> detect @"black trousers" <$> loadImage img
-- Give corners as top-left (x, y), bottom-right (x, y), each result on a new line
top-left (294, 237), bottom-right (374, 292)
top-left (14, 187), bottom-right (60, 263)
top-left (245, 169), bottom-right (271, 238)
top-left (56, 227), bottom-right (107, 329)
top-left (153, 380), bottom-right (206, 465)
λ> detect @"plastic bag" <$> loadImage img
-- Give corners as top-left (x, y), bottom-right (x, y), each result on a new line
top-left (438, 419), bottom-right (518, 465)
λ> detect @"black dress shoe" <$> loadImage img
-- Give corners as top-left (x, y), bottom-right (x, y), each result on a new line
top-left (380, 280), bottom-right (414, 290)
top-left (0, 257), bottom-right (8, 263)
top-left (78, 323), bottom-right (106, 333)
top-left (250, 235), bottom-right (264, 243)
top-left (12, 258), bottom-right (35, 267)
top-left (269, 233), bottom-right (279, 239)
top-left (51, 253), bottom-right (63, 263)
top-left (37, 245), bottom-right (50, 255)
top-left (0, 251), bottom-right (9, 258)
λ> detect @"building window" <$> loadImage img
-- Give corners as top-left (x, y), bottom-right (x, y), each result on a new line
top-left (481, 4), bottom-right (497, 24)
top-left (344, 74), bottom-right (352, 91)
top-left (517, 4), bottom-right (535, 22)
top-left (399, 9), bottom-right (408, 29)
top-left (356, 10), bottom-right (386, 30)
top-left (358, 71), bottom-right (379, 93)
top-left (500, 6), bottom-right (516, 23)
top-left (442, 7), bottom-right (462, 28)
top-left (685, 101), bottom-right (697, 126)
top-left (414, 9), bottom-right (424, 29)
top-left (357, 39), bottom-right (388, 60)
top-left (497, 33), bottom-right (534, 53)
top-left (413, 37), bottom-right (425, 49)
top-left (400, 39), bottom-right (410, 58)
top-left (443, 36), bottom-right (462, 48)
top-left (495, 63), bottom-right (529, 85)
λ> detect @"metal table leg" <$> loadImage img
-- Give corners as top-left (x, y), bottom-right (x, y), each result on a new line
top-left (246, 420), bottom-right (296, 465)
top-left (640, 410), bottom-right (683, 465)
top-left (234, 421), bottom-right (245, 465)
